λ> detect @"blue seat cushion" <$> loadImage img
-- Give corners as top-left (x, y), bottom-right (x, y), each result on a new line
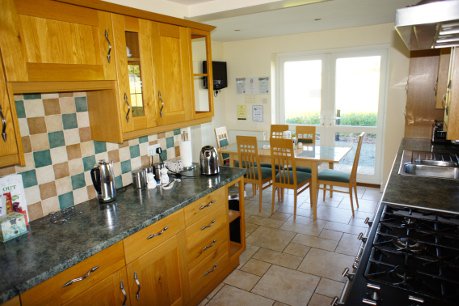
top-left (245, 166), bottom-right (272, 180)
top-left (275, 170), bottom-right (311, 184)
top-left (289, 166), bottom-right (311, 173)
top-left (318, 169), bottom-right (350, 183)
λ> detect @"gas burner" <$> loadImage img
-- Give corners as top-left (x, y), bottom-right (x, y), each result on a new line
top-left (392, 265), bottom-right (415, 283)
top-left (393, 237), bottom-right (426, 253)
top-left (401, 217), bottom-right (416, 227)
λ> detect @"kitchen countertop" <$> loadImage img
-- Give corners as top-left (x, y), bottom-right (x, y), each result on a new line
top-left (383, 138), bottom-right (459, 213)
top-left (0, 166), bottom-right (245, 303)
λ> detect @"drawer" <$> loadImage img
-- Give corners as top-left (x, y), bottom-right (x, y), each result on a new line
top-left (124, 210), bottom-right (185, 264)
top-left (21, 242), bottom-right (125, 306)
top-left (187, 225), bottom-right (228, 267)
top-left (188, 249), bottom-right (229, 297)
top-left (184, 187), bottom-right (226, 226)
top-left (185, 205), bottom-right (226, 250)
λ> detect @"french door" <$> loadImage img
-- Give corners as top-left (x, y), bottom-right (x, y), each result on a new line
top-left (277, 48), bottom-right (388, 184)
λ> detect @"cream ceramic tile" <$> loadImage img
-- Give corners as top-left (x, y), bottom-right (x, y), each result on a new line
top-left (76, 112), bottom-right (90, 127)
top-left (315, 278), bottom-right (345, 298)
top-left (167, 147), bottom-right (176, 159)
top-left (131, 157), bottom-right (142, 171)
top-left (25, 185), bottom-right (41, 205)
top-left (45, 115), bottom-right (63, 132)
top-left (24, 99), bottom-right (45, 117)
top-left (95, 152), bottom-right (109, 163)
top-left (223, 269), bottom-right (260, 291)
top-left (41, 197), bottom-right (60, 215)
top-left (252, 248), bottom-right (303, 269)
top-left (30, 133), bottom-right (50, 151)
top-left (18, 118), bottom-right (30, 136)
top-left (51, 147), bottom-right (68, 164)
top-left (283, 242), bottom-right (311, 257)
top-left (292, 233), bottom-right (339, 251)
top-left (55, 177), bottom-right (72, 194)
top-left (74, 92), bottom-right (86, 97)
top-left (207, 285), bottom-right (273, 306)
top-left (68, 159), bottom-right (84, 175)
top-left (252, 265), bottom-right (320, 306)
top-left (73, 188), bottom-right (89, 205)
top-left (35, 165), bottom-right (55, 184)
top-left (298, 248), bottom-right (354, 282)
top-left (307, 293), bottom-right (333, 306)
top-left (139, 142), bottom-right (148, 155)
top-left (122, 172), bottom-right (132, 186)
top-left (106, 142), bottom-right (119, 151)
top-left (335, 233), bottom-right (361, 256)
top-left (63, 129), bottom-right (81, 146)
top-left (319, 229), bottom-right (343, 241)
top-left (59, 97), bottom-right (76, 114)
top-left (41, 93), bottom-right (59, 99)
top-left (240, 259), bottom-right (271, 277)
top-left (112, 162), bottom-right (122, 178)
top-left (246, 226), bottom-right (295, 252)
top-left (119, 147), bottom-right (130, 161)
top-left (80, 141), bottom-right (95, 157)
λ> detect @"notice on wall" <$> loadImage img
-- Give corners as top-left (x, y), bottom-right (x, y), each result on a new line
top-left (252, 105), bottom-right (263, 122)
top-left (237, 105), bottom-right (247, 120)
top-left (236, 77), bottom-right (270, 94)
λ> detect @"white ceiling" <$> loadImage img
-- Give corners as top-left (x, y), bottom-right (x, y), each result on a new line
top-left (166, 0), bottom-right (420, 41)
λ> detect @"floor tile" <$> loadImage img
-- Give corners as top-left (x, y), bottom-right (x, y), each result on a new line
top-left (319, 229), bottom-right (343, 241)
top-left (298, 248), bottom-right (354, 282)
top-left (252, 265), bottom-right (320, 306)
top-left (207, 285), bottom-right (273, 306)
top-left (245, 222), bottom-right (259, 236)
top-left (307, 293), bottom-right (333, 306)
top-left (280, 220), bottom-right (326, 236)
top-left (315, 277), bottom-right (345, 298)
top-left (283, 242), bottom-right (311, 257)
top-left (335, 233), bottom-right (361, 256)
top-left (240, 259), bottom-right (271, 277)
top-left (239, 244), bottom-right (260, 266)
top-left (253, 248), bottom-right (303, 269)
top-left (324, 221), bottom-right (367, 235)
top-left (246, 215), bottom-right (285, 228)
top-left (224, 269), bottom-right (260, 291)
top-left (292, 233), bottom-right (339, 251)
top-left (246, 226), bottom-right (295, 251)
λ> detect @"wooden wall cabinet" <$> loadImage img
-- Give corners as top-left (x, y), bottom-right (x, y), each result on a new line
top-left (435, 48), bottom-right (451, 109)
top-left (444, 47), bottom-right (459, 140)
top-left (1, 0), bottom-right (116, 82)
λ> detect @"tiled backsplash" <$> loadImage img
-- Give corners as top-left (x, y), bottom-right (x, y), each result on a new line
top-left (0, 92), bottom-right (183, 221)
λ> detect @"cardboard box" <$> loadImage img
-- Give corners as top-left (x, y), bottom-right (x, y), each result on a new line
top-left (0, 212), bottom-right (28, 242)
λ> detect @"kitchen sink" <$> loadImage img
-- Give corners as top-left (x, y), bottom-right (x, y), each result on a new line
top-left (398, 150), bottom-right (459, 180)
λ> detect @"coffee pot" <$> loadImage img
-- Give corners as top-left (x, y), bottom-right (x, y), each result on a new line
top-left (90, 160), bottom-right (116, 203)
top-left (200, 146), bottom-right (220, 175)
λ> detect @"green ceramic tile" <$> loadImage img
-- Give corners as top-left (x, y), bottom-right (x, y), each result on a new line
top-left (62, 113), bottom-right (78, 129)
top-left (23, 93), bottom-right (41, 100)
top-left (139, 136), bottom-right (148, 143)
top-left (33, 150), bottom-right (52, 168)
top-left (71, 173), bottom-right (85, 190)
top-left (58, 192), bottom-right (74, 210)
top-left (20, 170), bottom-right (37, 188)
top-left (173, 129), bottom-right (181, 135)
top-left (115, 176), bottom-right (123, 189)
top-left (130, 145), bottom-right (140, 158)
top-left (48, 131), bottom-right (65, 148)
top-left (15, 100), bottom-right (26, 118)
top-left (159, 151), bottom-right (167, 162)
top-left (94, 141), bottom-right (107, 154)
top-left (121, 160), bottom-right (131, 174)
top-left (166, 137), bottom-right (174, 148)
top-left (75, 96), bottom-right (88, 112)
top-left (83, 155), bottom-right (96, 171)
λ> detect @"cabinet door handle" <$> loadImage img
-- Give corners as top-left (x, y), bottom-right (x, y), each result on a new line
top-left (158, 91), bottom-right (164, 117)
top-left (120, 280), bottom-right (127, 306)
top-left (147, 226), bottom-right (168, 240)
top-left (0, 105), bottom-right (6, 142)
top-left (201, 239), bottom-right (217, 254)
top-left (203, 264), bottom-right (218, 276)
top-left (134, 272), bottom-right (141, 301)
top-left (200, 219), bottom-right (216, 231)
top-left (124, 93), bottom-right (131, 122)
top-left (63, 266), bottom-right (99, 287)
top-left (199, 200), bottom-right (216, 210)
top-left (104, 29), bottom-right (112, 63)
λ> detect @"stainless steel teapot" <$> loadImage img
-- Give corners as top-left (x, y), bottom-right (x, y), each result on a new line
top-left (200, 146), bottom-right (220, 175)
top-left (90, 160), bottom-right (116, 203)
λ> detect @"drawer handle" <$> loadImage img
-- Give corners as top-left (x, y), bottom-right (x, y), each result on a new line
top-left (63, 266), bottom-right (99, 287)
top-left (199, 200), bottom-right (216, 210)
top-left (134, 272), bottom-right (141, 300)
top-left (200, 219), bottom-right (216, 231)
top-left (0, 105), bottom-right (6, 142)
top-left (104, 29), bottom-right (112, 63)
top-left (203, 264), bottom-right (218, 276)
top-left (120, 280), bottom-right (127, 306)
top-left (201, 239), bottom-right (217, 253)
top-left (124, 93), bottom-right (131, 122)
top-left (158, 91), bottom-right (164, 117)
top-left (147, 226), bottom-right (169, 240)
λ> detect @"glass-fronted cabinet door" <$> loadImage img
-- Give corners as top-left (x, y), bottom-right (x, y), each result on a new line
top-left (191, 29), bottom-right (214, 119)
top-left (112, 15), bottom-right (157, 134)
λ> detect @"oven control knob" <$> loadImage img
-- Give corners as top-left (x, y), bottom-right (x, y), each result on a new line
top-left (408, 295), bottom-right (425, 304)
top-left (358, 232), bottom-right (368, 243)
top-left (366, 283), bottom-right (380, 301)
top-left (330, 296), bottom-right (344, 306)
top-left (362, 298), bottom-right (377, 305)
top-left (364, 217), bottom-right (373, 227)
top-left (342, 267), bottom-right (355, 280)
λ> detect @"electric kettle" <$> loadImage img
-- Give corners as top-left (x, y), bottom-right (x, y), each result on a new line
top-left (90, 160), bottom-right (116, 203)
top-left (200, 146), bottom-right (220, 175)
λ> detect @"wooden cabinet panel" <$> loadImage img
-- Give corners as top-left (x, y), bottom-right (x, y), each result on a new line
top-left (21, 242), bottom-right (125, 306)
top-left (186, 225), bottom-right (228, 268)
top-left (435, 48), bottom-right (451, 109)
top-left (126, 234), bottom-right (184, 306)
top-left (445, 47), bottom-right (459, 140)
top-left (185, 205), bottom-right (227, 250)
top-left (188, 251), bottom-right (228, 298)
top-left (183, 188), bottom-right (225, 226)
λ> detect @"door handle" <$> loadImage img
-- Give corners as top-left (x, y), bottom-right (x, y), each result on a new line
top-left (158, 91), bottom-right (164, 117)
top-left (0, 105), bottom-right (6, 142)
top-left (124, 93), bottom-right (131, 122)
top-left (104, 29), bottom-right (112, 63)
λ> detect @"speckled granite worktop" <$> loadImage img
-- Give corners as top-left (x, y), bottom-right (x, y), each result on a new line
top-left (0, 167), bottom-right (245, 303)
top-left (383, 138), bottom-right (459, 213)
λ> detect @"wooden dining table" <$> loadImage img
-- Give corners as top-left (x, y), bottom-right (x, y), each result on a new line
top-left (219, 141), bottom-right (352, 220)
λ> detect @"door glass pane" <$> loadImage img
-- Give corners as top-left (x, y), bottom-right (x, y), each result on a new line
top-left (335, 56), bottom-right (380, 127)
top-left (125, 31), bottom-right (145, 117)
top-left (192, 35), bottom-right (210, 112)
top-left (334, 132), bottom-right (376, 176)
top-left (284, 60), bottom-right (321, 124)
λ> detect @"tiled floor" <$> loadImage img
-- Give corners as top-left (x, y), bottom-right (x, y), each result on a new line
top-left (200, 185), bottom-right (382, 306)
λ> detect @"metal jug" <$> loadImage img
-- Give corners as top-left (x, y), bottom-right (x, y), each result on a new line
top-left (200, 146), bottom-right (220, 175)
top-left (90, 160), bottom-right (116, 203)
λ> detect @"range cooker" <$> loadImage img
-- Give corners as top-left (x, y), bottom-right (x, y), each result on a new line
top-left (336, 202), bottom-right (459, 306)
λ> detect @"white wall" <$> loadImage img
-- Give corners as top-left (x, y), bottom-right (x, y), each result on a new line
top-left (213, 23), bottom-right (409, 186)
top-left (103, 0), bottom-right (187, 18)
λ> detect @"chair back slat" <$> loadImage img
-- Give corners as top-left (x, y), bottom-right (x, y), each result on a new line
top-left (270, 124), bottom-right (289, 139)
top-left (350, 132), bottom-right (365, 181)
top-left (270, 138), bottom-right (297, 187)
top-left (236, 136), bottom-right (261, 182)
top-left (296, 125), bottom-right (316, 145)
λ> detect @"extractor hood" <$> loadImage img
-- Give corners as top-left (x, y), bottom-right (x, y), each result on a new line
top-left (395, 0), bottom-right (459, 50)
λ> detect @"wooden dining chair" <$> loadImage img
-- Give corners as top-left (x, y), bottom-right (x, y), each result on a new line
top-left (296, 125), bottom-right (316, 145)
top-left (270, 124), bottom-right (289, 138)
top-left (270, 137), bottom-right (311, 221)
top-left (318, 132), bottom-right (365, 216)
top-left (215, 126), bottom-right (231, 165)
top-left (237, 136), bottom-right (272, 213)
